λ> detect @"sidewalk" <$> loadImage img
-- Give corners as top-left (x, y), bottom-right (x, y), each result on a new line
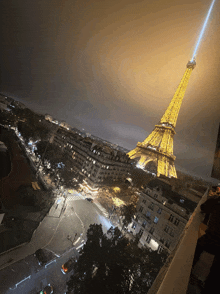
top-left (48, 197), bottom-right (65, 218)
top-left (0, 194), bottom-right (81, 271)
top-left (0, 214), bottom-right (60, 270)
top-left (0, 197), bottom-right (64, 270)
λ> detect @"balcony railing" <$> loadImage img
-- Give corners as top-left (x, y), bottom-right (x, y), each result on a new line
top-left (148, 187), bottom-right (210, 294)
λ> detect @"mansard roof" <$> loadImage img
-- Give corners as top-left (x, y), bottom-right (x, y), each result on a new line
top-left (147, 179), bottom-right (197, 213)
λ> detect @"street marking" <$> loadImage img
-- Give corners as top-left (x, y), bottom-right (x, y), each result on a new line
top-left (73, 237), bottom-right (81, 245)
top-left (14, 275), bottom-right (31, 288)
top-left (46, 248), bottom-right (60, 257)
top-left (66, 195), bottom-right (85, 201)
top-left (76, 244), bottom-right (84, 250)
top-left (45, 259), bottom-right (56, 268)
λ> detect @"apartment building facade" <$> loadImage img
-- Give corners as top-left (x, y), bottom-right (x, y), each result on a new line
top-left (53, 128), bottom-right (132, 187)
top-left (129, 179), bottom-right (197, 254)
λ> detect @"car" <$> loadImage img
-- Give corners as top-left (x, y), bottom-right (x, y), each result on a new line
top-left (39, 284), bottom-right (53, 294)
top-left (34, 249), bottom-right (47, 266)
top-left (86, 198), bottom-right (93, 202)
top-left (61, 257), bottom-right (75, 274)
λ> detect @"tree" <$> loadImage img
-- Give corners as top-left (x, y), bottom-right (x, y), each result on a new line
top-left (35, 141), bottom-right (64, 168)
top-left (0, 110), bottom-right (16, 127)
top-left (17, 121), bottom-right (34, 143)
top-left (58, 168), bottom-right (82, 189)
top-left (17, 119), bottom-right (49, 142)
top-left (67, 224), bottom-right (168, 294)
top-left (120, 204), bottom-right (137, 229)
top-left (35, 141), bottom-right (79, 188)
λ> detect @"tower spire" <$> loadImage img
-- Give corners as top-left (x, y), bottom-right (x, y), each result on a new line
top-left (160, 59), bottom-right (196, 128)
top-left (127, 0), bottom-right (215, 178)
top-left (128, 60), bottom-right (196, 178)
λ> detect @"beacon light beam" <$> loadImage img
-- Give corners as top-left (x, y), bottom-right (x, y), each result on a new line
top-left (191, 0), bottom-right (216, 60)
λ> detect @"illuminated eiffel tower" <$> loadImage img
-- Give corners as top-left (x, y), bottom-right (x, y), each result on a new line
top-left (128, 59), bottom-right (196, 178)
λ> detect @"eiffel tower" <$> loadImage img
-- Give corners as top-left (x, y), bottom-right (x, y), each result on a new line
top-left (128, 59), bottom-right (196, 178)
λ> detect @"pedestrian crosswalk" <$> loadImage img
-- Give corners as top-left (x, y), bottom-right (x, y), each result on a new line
top-left (94, 202), bottom-right (109, 218)
top-left (66, 194), bottom-right (85, 201)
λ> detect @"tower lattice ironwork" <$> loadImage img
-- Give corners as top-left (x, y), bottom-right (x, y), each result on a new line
top-left (128, 59), bottom-right (196, 178)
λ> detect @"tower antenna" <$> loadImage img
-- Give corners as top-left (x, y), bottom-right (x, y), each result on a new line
top-left (192, 0), bottom-right (216, 60)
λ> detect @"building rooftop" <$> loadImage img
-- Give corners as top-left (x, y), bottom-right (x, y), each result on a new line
top-left (146, 179), bottom-right (197, 213)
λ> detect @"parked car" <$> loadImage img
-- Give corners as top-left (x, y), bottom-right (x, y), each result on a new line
top-left (34, 249), bottom-right (47, 266)
top-left (61, 257), bottom-right (75, 274)
top-left (86, 197), bottom-right (93, 202)
top-left (39, 284), bottom-right (53, 294)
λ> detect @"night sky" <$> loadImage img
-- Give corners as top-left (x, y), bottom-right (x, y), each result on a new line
top-left (0, 0), bottom-right (219, 179)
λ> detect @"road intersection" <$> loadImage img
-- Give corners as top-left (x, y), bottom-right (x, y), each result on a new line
top-left (0, 130), bottom-right (115, 293)
top-left (0, 188), bottom-right (114, 294)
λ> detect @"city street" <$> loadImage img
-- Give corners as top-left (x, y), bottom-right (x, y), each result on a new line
top-left (0, 129), bottom-right (115, 293)
top-left (0, 189), bottom-right (113, 294)
top-left (2, 247), bottom-right (79, 294)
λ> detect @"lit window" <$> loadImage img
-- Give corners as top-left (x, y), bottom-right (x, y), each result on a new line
top-left (154, 216), bottom-right (159, 224)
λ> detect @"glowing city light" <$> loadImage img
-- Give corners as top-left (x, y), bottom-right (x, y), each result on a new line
top-left (191, 0), bottom-right (216, 60)
top-left (112, 197), bottom-right (125, 207)
top-left (113, 187), bottom-right (121, 193)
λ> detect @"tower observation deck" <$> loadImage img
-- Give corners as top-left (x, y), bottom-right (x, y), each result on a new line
top-left (128, 59), bottom-right (196, 178)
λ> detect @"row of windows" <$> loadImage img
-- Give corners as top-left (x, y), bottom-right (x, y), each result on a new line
top-left (168, 214), bottom-right (180, 226)
top-left (132, 223), bottom-right (171, 248)
top-left (164, 225), bottom-right (175, 237)
top-left (140, 205), bottom-right (180, 227)
top-left (143, 192), bottom-right (185, 211)
top-left (139, 205), bottom-right (162, 215)
top-left (146, 234), bottom-right (171, 249)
